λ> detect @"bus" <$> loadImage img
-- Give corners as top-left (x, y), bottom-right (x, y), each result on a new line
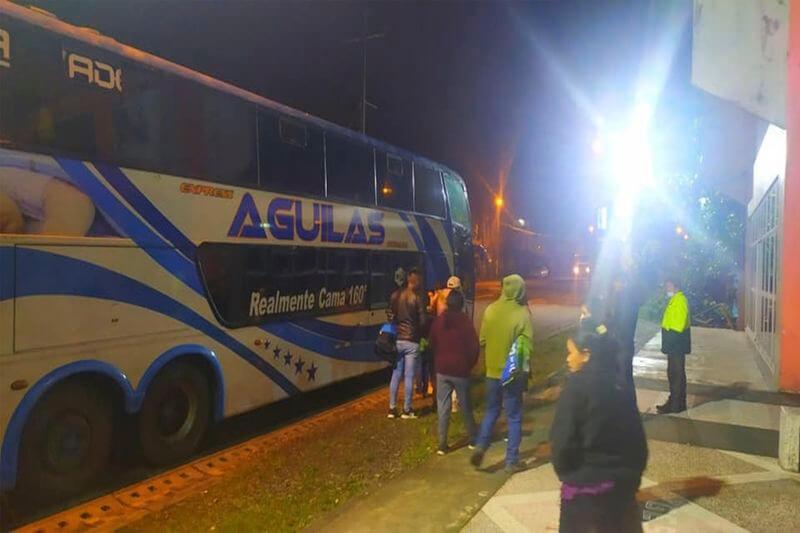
top-left (0, 3), bottom-right (473, 499)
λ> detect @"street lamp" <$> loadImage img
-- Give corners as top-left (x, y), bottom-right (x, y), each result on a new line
top-left (494, 196), bottom-right (504, 209)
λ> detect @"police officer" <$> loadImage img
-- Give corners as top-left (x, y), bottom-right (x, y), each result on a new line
top-left (657, 278), bottom-right (691, 414)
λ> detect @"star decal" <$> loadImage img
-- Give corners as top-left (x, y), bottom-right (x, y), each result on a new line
top-left (263, 339), bottom-right (271, 350)
top-left (273, 347), bottom-right (281, 360)
top-left (307, 363), bottom-right (318, 381)
top-left (294, 358), bottom-right (305, 375)
top-left (283, 351), bottom-right (293, 366)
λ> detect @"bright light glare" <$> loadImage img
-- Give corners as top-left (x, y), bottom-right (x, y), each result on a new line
top-left (518, 218), bottom-right (526, 226)
top-left (573, 266), bottom-right (580, 275)
top-left (597, 106), bottom-right (655, 242)
top-left (591, 137), bottom-right (604, 155)
top-left (588, 225), bottom-right (595, 233)
top-left (494, 196), bottom-right (504, 208)
top-left (676, 226), bottom-right (684, 235)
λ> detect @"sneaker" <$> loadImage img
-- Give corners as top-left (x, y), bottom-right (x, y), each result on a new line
top-left (470, 448), bottom-right (485, 468)
top-left (505, 462), bottom-right (526, 474)
top-left (387, 408), bottom-right (398, 419)
top-left (401, 410), bottom-right (418, 419)
top-left (437, 446), bottom-right (448, 456)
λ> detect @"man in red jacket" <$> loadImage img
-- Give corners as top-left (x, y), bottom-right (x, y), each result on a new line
top-left (429, 290), bottom-right (479, 454)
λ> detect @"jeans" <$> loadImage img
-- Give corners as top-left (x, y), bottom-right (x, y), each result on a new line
top-left (666, 353), bottom-right (687, 410)
top-left (390, 340), bottom-right (419, 412)
top-left (475, 377), bottom-right (524, 465)
top-left (436, 374), bottom-right (476, 449)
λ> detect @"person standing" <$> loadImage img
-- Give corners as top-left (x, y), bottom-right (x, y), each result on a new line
top-left (429, 289), bottom-right (478, 454)
top-left (429, 276), bottom-right (463, 413)
top-left (607, 274), bottom-right (642, 391)
top-left (387, 268), bottom-right (429, 419)
top-left (470, 274), bottom-right (533, 473)
top-left (657, 279), bottom-right (691, 414)
top-left (551, 317), bottom-right (648, 533)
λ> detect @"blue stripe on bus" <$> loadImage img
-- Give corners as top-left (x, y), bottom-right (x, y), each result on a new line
top-left (95, 162), bottom-right (198, 262)
top-left (397, 212), bottom-right (437, 284)
top-left (71, 159), bottom-right (380, 347)
top-left (16, 247), bottom-right (300, 395)
top-left (11, 155), bottom-right (399, 355)
top-left (0, 246), bottom-right (13, 302)
top-left (414, 215), bottom-right (453, 284)
top-left (56, 158), bottom-right (206, 294)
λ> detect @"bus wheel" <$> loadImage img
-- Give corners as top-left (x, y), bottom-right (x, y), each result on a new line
top-left (17, 380), bottom-right (113, 500)
top-left (138, 361), bottom-right (210, 466)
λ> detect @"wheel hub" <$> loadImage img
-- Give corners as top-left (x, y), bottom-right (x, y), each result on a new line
top-left (157, 385), bottom-right (196, 442)
top-left (45, 411), bottom-right (92, 474)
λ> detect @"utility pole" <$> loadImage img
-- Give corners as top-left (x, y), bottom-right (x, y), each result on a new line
top-left (347, 9), bottom-right (384, 134)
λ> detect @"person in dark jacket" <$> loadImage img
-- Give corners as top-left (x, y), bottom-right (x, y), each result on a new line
top-left (550, 317), bottom-right (648, 533)
top-left (657, 278), bottom-right (692, 414)
top-left (387, 268), bottom-right (430, 419)
top-left (607, 273), bottom-right (642, 392)
top-left (429, 290), bottom-right (478, 454)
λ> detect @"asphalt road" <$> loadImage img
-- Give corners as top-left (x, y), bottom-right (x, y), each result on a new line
top-left (473, 277), bottom-right (585, 338)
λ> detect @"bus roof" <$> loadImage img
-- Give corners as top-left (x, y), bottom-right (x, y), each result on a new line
top-left (1, 2), bottom-right (464, 183)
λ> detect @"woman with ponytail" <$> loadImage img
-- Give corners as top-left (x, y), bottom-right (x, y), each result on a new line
top-left (550, 317), bottom-right (648, 532)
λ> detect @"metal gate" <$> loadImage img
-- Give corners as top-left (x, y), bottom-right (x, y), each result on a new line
top-left (745, 178), bottom-right (782, 375)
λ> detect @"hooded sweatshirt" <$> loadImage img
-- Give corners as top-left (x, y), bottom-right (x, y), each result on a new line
top-left (479, 274), bottom-right (533, 379)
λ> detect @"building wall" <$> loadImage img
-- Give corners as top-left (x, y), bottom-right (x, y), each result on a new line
top-left (780, 0), bottom-right (800, 392)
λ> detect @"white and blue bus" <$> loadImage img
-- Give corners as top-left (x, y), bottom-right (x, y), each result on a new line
top-left (0, 3), bottom-right (473, 498)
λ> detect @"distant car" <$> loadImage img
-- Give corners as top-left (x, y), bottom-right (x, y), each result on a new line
top-left (532, 265), bottom-right (550, 279)
top-left (572, 262), bottom-right (591, 278)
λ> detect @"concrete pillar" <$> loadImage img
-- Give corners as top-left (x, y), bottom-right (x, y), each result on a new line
top-left (781, 0), bottom-right (800, 392)
top-left (779, 406), bottom-right (800, 472)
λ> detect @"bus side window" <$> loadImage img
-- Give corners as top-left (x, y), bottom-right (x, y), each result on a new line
top-left (444, 172), bottom-right (470, 227)
top-left (325, 133), bottom-right (375, 206)
top-left (199, 90), bottom-right (257, 186)
top-left (413, 164), bottom-right (446, 218)
top-left (368, 251), bottom-right (422, 309)
top-left (258, 113), bottom-right (325, 197)
top-left (376, 152), bottom-right (412, 211)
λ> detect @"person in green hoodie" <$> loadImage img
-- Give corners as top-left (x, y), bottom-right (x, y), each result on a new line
top-left (470, 274), bottom-right (533, 473)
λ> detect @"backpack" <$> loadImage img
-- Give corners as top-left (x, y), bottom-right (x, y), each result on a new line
top-left (374, 323), bottom-right (398, 365)
top-left (501, 335), bottom-right (531, 388)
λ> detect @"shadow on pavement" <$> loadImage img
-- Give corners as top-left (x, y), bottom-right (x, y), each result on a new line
top-left (637, 476), bottom-right (726, 522)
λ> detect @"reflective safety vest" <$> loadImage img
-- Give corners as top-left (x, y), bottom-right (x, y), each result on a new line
top-left (662, 291), bottom-right (690, 333)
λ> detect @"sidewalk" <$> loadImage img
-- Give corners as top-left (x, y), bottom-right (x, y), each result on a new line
top-left (310, 326), bottom-right (800, 532)
top-left (466, 326), bottom-right (800, 532)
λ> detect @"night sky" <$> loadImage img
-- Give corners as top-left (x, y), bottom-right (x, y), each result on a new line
top-left (26, 0), bottom-right (698, 237)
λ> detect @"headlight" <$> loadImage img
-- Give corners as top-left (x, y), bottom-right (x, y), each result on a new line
top-left (573, 266), bottom-right (580, 275)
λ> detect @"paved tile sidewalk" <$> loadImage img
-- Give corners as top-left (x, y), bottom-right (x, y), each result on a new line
top-left (465, 327), bottom-right (800, 532)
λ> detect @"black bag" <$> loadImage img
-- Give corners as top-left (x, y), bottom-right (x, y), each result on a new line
top-left (374, 323), bottom-right (398, 364)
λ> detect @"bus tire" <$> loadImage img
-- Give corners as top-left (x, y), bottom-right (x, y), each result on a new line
top-left (138, 361), bottom-right (210, 466)
top-left (17, 379), bottom-right (113, 500)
